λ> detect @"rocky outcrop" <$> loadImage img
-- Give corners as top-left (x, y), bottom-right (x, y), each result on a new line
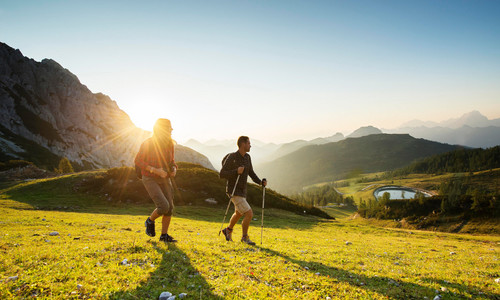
top-left (174, 144), bottom-right (214, 169)
top-left (0, 42), bottom-right (213, 170)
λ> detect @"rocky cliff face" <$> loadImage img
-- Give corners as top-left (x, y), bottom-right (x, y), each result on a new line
top-left (0, 42), bottom-right (213, 170)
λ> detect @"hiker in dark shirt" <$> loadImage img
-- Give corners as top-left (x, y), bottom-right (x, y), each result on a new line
top-left (135, 118), bottom-right (178, 243)
top-left (220, 136), bottom-right (267, 245)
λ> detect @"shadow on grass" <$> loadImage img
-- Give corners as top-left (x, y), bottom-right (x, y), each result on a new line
top-left (255, 245), bottom-right (499, 299)
top-left (109, 242), bottom-right (222, 300)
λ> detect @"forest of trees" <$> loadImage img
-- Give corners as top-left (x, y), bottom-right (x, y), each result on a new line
top-left (389, 146), bottom-right (500, 176)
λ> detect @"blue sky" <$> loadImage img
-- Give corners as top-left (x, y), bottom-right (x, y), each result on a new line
top-left (1, 0), bottom-right (499, 143)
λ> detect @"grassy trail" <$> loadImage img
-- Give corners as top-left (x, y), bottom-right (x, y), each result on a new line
top-left (0, 176), bottom-right (499, 299)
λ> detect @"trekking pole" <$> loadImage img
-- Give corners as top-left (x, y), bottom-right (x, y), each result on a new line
top-left (166, 165), bottom-right (184, 205)
top-left (261, 179), bottom-right (266, 245)
top-left (218, 174), bottom-right (241, 236)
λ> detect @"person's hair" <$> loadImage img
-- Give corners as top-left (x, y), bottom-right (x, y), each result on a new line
top-left (153, 118), bottom-right (175, 147)
top-left (237, 136), bottom-right (249, 147)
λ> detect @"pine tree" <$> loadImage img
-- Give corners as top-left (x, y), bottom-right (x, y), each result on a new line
top-left (58, 157), bottom-right (74, 173)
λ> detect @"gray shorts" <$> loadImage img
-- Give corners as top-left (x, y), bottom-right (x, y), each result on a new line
top-left (231, 196), bottom-right (251, 214)
top-left (142, 176), bottom-right (174, 216)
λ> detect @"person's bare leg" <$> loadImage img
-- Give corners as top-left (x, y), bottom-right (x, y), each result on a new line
top-left (228, 210), bottom-right (242, 229)
top-left (150, 209), bottom-right (160, 221)
top-left (161, 215), bottom-right (171, 235)
top-left (241, 209), bottom-right (253, 237)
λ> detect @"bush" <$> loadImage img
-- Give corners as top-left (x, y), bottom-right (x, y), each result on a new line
top-left (0, 160), bottom-right (34, 171)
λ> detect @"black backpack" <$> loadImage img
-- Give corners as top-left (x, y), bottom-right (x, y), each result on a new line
top-left (221, 153), bottom-right (231, 168)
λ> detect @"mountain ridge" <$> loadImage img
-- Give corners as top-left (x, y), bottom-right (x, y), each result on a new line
top-left (259, 134), bottom-right (464, 194)
top-left (398, 110), bottom-right (500, 129)
top-left (188, 111), bottom-right (499, 168)
top-left (0, 42), bottom-right (214, 170)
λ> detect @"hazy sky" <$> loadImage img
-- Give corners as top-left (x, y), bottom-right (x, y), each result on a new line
top-left (1, 0), bottom-right (499, 143)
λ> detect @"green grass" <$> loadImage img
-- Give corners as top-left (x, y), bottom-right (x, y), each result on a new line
top-left (321, 206), bottom-right (357, 219)
top-left (1, 175), bottom-right (499, 299)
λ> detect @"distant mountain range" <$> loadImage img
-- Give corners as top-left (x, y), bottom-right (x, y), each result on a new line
top-left (259, 134), bottom-right (464, 194)
top-left (383, 110), bottom-right (500, 149)
top-left (385, 125), bottom-right (500, 149)
top-left (0, 42), bottom-right (213, 170)
top-left (185, 132), bottom-right (346, 168)
top-left (188, 111), bottom-right (499, 170)
top-left (398, 110), bottom-right (500, 129)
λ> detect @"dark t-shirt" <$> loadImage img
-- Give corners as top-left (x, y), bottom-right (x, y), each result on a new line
top-left (220, 151), bottom-right (261, 197)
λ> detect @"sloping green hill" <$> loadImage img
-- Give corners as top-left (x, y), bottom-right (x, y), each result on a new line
top-left (0, 163), bottom-right (331, 219)
top-left (260, 134), bottom-right (463, 194)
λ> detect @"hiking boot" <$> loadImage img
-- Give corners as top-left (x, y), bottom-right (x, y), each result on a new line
top-left (241, 235), bottom-right (255, 246)
top-left (145, 217), bottom-right (155, 237)
top-left (159, 233), bottom-right (177, 243)
top-left (222, 227), bottom-right (233, 241)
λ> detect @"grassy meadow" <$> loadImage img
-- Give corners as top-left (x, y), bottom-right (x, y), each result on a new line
top-left (334, 169), bottom-right (500, 202)
top-left (0, 174), bottom-right (499, 299)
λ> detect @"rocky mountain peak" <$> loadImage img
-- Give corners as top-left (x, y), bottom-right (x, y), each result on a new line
top-left (0, 42), bottom-right (213, 170)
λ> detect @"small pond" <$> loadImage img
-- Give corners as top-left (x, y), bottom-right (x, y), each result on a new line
top-left (373, 186), bottom-right (431, 200)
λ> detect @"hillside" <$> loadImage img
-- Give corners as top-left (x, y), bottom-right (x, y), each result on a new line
top-left (1, 172), bottom-right (499, 298)
top-left (390, 146), bottom-right (500, 176)
top-left (260, 134), bottom-right (463, 194)
top-left (330, 168), bottom-right (500, 235)
top-left (0, 42), bottom-right (213, 170)
top-left (0, 162), bottom-right (329, 219)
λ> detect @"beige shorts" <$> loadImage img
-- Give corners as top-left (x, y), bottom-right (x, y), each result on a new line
top-left (231, 196), bottom-right (251, 214)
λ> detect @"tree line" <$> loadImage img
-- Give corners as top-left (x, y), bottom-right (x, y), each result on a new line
top-left (291, 184), bottom-right (356, 207)
top-left (388, 146), bottom-right (500, 176)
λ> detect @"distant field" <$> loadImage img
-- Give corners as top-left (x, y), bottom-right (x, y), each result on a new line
top-left (332, 169), bottom-right (500, 204)
top-left (0, 175), bottom-right (499, 299)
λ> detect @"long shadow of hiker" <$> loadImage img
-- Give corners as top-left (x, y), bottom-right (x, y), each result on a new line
top-left (109, 242), bottom-right (223, 300)
top-left (255, 245), bottom-right (499, 299)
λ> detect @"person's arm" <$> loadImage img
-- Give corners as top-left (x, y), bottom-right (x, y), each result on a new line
top-left (248, 156), bottom-right (262, 185)
top-left (220, 153), bottom-right (238, 179)
top-left (135, 142), bottom-right (149, 171)
top-left (135, 141), bottom-right (166, 177)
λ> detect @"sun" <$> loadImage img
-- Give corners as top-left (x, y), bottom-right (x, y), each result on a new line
top-left (130, 114), bottom-right (156, 132)
top-left (124, 104), bottom-right (160, 132)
